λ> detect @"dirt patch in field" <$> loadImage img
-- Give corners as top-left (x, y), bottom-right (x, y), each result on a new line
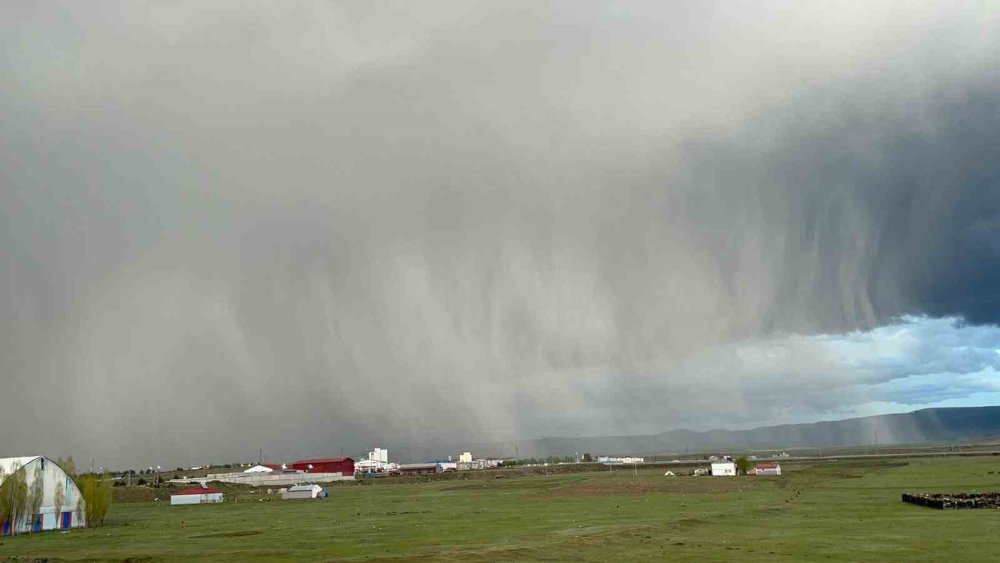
top-left (546, 477), bottom-right (759, 496)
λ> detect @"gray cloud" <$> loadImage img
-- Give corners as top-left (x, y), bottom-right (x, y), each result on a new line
top-left (2, 1), bottom-right (1000, 465)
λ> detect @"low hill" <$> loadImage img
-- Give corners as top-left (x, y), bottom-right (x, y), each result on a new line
top-left (477, 406), bottom-right (1000, 459)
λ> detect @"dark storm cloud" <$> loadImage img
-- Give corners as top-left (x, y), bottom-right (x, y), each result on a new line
top-left (2, 1), bottom-right (999, 465)
top-left (667, 74), bottom-right (1000, 332)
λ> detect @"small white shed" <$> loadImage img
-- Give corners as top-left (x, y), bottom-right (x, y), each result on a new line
top-left (171, 485), bottom-right (223, 505)
top-left (282, 484), bottom-right (325, 499)
top-left (710, 462), bottom-right (736, 476)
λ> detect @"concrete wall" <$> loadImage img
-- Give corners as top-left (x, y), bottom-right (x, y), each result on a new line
top-left (179, 471), bottom-right (354, 487)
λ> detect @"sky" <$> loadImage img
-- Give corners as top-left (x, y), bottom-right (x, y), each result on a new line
top-left (2, 1), bottom-right (1000, 467)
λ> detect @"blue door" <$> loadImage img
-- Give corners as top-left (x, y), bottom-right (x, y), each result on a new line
top-left (2, 519), bottom-right (9, 535)
top-left (61, 511), bottom-right (72, 529)
top-left (32, 515), bottom-right (42, 532)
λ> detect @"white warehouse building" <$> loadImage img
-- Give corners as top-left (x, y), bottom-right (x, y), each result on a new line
top-left (711, 461), bottom-right (737, 476)
top-left (0, 456), bottom-right (85, 534)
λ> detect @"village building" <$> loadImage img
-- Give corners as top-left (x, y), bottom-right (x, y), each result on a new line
top-left (710, 461), bottom-right (737, 476)
top-left (753, 463), bottom-right (782, 476)
top-left (290, 457), bottom-right (354, 476)
top-left (597, 456), bottom-right (645, 464)
top-left (170, 485), bottom-right (224, 505)
top-left (396, 463), bottom-right (439, 476)
top-left (281, 484), bottom-right (326, 499)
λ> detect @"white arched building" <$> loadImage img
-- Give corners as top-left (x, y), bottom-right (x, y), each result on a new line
top-left (0, 456), bottom-right (85, 534)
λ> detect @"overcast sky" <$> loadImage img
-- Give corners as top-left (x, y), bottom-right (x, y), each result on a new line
top-left (3, 1), bottom-right (1000, 467)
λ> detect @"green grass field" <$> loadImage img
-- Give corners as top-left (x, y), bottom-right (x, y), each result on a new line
top-left (2, 457), bottom-right (999, 561)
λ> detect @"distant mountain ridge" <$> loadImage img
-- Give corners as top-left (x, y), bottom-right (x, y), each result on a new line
top-left (471, 406), bottom-right (1000, 459)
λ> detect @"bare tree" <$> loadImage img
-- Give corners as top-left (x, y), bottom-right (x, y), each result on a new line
top-left (63, 456), bottom-right (77, 477)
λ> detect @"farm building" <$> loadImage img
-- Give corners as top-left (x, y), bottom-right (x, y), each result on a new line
top-left (0, 456), bottom-right (85, 534)
top-left (397, 464), bottom-right (439, 476)
top-left (281, 484), bottom-right (326, 499)
top-left (356, 448), bottom-right (391, 473)
top-left (753, 463), bottom-right (782, 476)
top-left (598, 456), bottom-right (645, 464)
top-left (291, 457), bottom-right (354, 476)
top-left (710, 461), bottom-right (736, 476)
top-left (170, 485), bottom-right (223, 505)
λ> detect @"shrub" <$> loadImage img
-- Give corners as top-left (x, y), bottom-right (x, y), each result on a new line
top-left (735, 457), bottom-right (752, 475)
top-left (78, 474), bottom-right (113, 527)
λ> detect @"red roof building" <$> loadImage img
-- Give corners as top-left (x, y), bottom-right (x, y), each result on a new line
top-left (290, 457), bottom-right (354, 476)
top-left (170, 486), bottom-right (224, 505)
top-left (753, 463), bottom-right (782, 476)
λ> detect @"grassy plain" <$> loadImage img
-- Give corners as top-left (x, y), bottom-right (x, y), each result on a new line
top-left (1, 457), bottom-right (999, 561)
